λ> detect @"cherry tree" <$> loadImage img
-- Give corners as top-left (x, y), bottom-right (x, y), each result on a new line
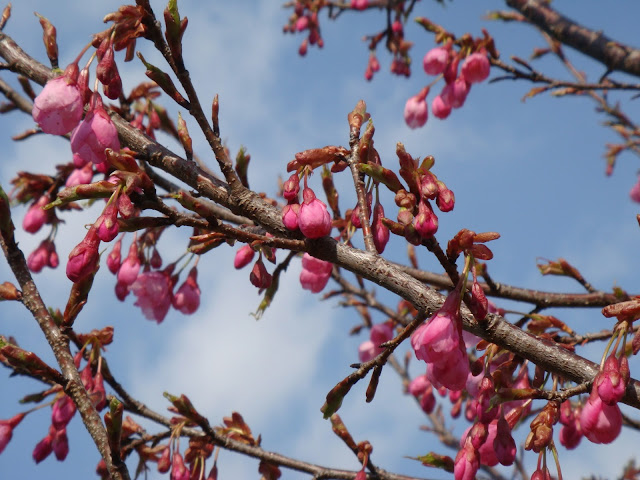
top-left (1, 1), bottom-right (640, 479)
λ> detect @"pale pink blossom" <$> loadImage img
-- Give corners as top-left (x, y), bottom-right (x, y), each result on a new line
top-left (172, 267), bottom-right (201, 314)
top-left (580, 390), bottom-right (622, 444)
top-left (66, 227), bottom-right (100, 283)
top-left (117, 239), bottom-right (141, 285)
top-left (461, 52), bottom-right (490, 84)
top-left (282, 203), bottom-right (300, 230)
top-left (595, 354), bottom-right (629, 405)
top-left (0, 413), bottom-right (25, 454)
top-left (298, 188), bottom-right (332, 238)
top-left (23, 195), bottom-right (49, 234)
top-left (431, 94), bottom-right (451, 119)
top-left (65, 164), bottom-right (94, 187)
top-left (300, 253), bottom-right (332, 293)
top-left (70, 93), bottom-right (120, 166)
top-left (130, 270), bottom-right (173, 323)
top-left (403, 95), bottom-right (428, 129)
top-left (32, 67), bottom-right (83, 135)
top-left (234, 245), bottom-right (255, 269)
top-left (423, 46), bottom-right (450, 75)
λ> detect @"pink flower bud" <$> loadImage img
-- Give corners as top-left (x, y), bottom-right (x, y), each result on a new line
top-left (171, 451), bottom-right (189, 480)
top-left (419, 172), bottom-right (438, 200)
top-left (299, 253), bottom-right (332, 293)
top-left (23, 195), bottom-right (49, 234)
top-left (494, 414), bottom-right (516, 466)
top-left (117, 239), bottom-right (141, 285)
top-left (0, 413), bottom-right (25, 454)
top-left (172, 267), bottom-right (201, 314)
top-left (413, 200), bottom-right (438, 238)
top-left (65, 164), bottom-right (94, 187)
top-left (250, 258), bottom-right (272, 289)
top-left (95, 202), bottom-right (119, 242)
top-left (408, 375), bottom-right (430, 397)
top-left (580, 390), bottom-right (622, 444)
top-left (431, 94), bottom-right (451, 119)
top-left (282, 203), bottom-right (300, 231)
top-left (32, 68), bottom-right (83, 135)
top-left (461, 52), bottom-right (490, 84)
top-left (298, 188), bottom-right (332, 239)
top-left (91, 371), bottom-right (107, 411)
top-left (96, 44), bottom-right (122, 100)
top-left (443, 56), bottom-right (459, 84)
top-left (51, 427), bottom-right (69, 461)
top-left (391, 20), bottom-right (403, 34)
top-left (403, 95), bottom-right (428, 129)
top-left (130, 270), bottom-right (174, 323)
top-left (115, 280), bottom-right (130, 301)
top-left (442, 77), bottom-right (470, 109)
top-left (107, 237), bottom-right (122, 274)
top-left (372, 203), bottom-right (390, 254)
top-left (66, 227), bottom-right (100, 283)
top-left (51, 395), bottom-right (76, 430)
top-left (70, 93), bottom-right (120, 166)
top-left (234, 245), bottom-right (255, 269)
top-left (157, 446), bottom-right (171, 473)
top-left (27, 240), bottom-right (56, 273)
top-left (351, 0), bottom-right (368, 10)
top-left (283, 173), bottom-right (300, 201)
top-left (32, 433), bottom-right (53, 463)
top-left (423, 47), bottom-right (450, 75)
top-left (436, 182), bottom-right (455, 212)
top-left (295, 16), bottom-right (309, 31)
top-left (596, 354), bottom-right (629, 405)
top-left (453, 439), bottom-right (479, 480)
top-left (150, 247), bottom-right (162, 269)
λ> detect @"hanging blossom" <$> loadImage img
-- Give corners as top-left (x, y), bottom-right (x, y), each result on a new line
top-left (32, 63), bottom-right (84, 135)
top-left (130, 268), bottom-right (174, 323)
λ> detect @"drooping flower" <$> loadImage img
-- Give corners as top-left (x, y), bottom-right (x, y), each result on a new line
top-left (249, 258), bottom-right (272, 290)
top-left (65, 164), bottom-right (94, 187)
top-left (172, 267), bottom-right (201, 314)
top-left (442, 76), bottom-right (470, 109)
top-left (413, 200), bottom-right (438, 238)
top-left (51, 395), bottom-right (76, 430)
top-left (66, 227), bottom-right (100, 283)
top-left (403, 95), bottom-right (428, 129)
top-left (130, 270), bottom-right (174, 323)
top-left (595, 354), bottom-right (629, 405)
top-left (95, 201), bottom-right (119, 242)
top-left (461, 51), bottom-right (490, 84)
top-left (117, 239), bottom-right (140, 285)
top-left (299, 253), bottom-right (332, 293)
top-left (27, 239), bottom-right (58, 273)
top-left (0, 413), bottom-right (25, 455)
top-left (423, 46), bottom-right (450, 75)
top-left (282, 203), bottom-right (300, 231)
top-left (298, 188), bottom-right (332, 238)
top-left (32, 65), bottom-right (84, 135)
top-left (51, 427), bottom-right (69, 461)
top-left (372, 202), bottom-right (390, 254)
top-left (580, 389), bottom-right (622, 444)
top-left (32, 431), bottom-right (53, 463)
top-left (431, 94), bottom-right (452, 119)
top-left (107, 237), bottom-right (122, 274)
top-left (70, 93), bottom-right (120, 167)
top-left (453, 439), bottom-right (479, 480)
top-left (23, 195), bottom-right (50, 234)
top-left (233, 245), bottom-right (255, 269)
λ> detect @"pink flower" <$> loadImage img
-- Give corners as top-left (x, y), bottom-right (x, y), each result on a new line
top-left (431, 94), bottom-right (451, 119)
top-left (51, 395), bottom-right (76, 430)
top-left (0, 413), bottom-right (25, 454)
top-left (107, 237), bottom-right (122, 274)
top-left (461, 52), bottom-right (490, 84)
top-left (442, 77), bottom-right (470, 109)
top-left (117, 239), bottom-right (141, 285)
top-left (408, 374), bottom-right (430, 397)
top-left (234, 245), bottom-right (255, 269)
top-left (23, 195), bottom-right (50, 234)
top-left (298, 188), bottom-right (332, 238)
top-left (351, 0), bottom-right (368, 10)
top-left (282, 203), bottom-right (300, 230)
top-left (494, 414), bottom-right (516, 466)
top-left (423, 46), bottom-right (450, 75)
top-left (403, 95), bottom-right (428, 129)
top-left (171, 452), bottom-right (189, 480)
top-left (172, 267), bottom-right (201, 314)
top-left (580, 389), bottom-right (622, 444)
top-left (630, 176), bottom-right (640, 203)
top-left (300, 253), bottom-right (332, 293)
top-left (70, 93), bottom-right (120, 166)
top-left (32, 432), bottom-right (53, 464)
top-left (130, 270), bottom-right (174, 323)
top-left (595, 354), bottom-right (629, 405)
top-left (249, 258), bottom-right (272, 290)
top-left (413, 200), bottom-right (438, 239)
top-left (51, 427), bottom-right (69, 461)
top-left (295, 16), bottom-right (309, 32)
top-left (157, 445), bottom-right (171, 473)
top-left (65, 164), bottom-right (94, 187)
top-left (27, 239), bottom-right (58, 273)
top-left (32, 66), bottom-right (84, 135)
top-left (283, 173), bottom-right (300, 201)
top-left (95, 201), bottom-right (119, 242)
top-left (436, 182), bottom-right (455, 212)
top-left (531, 467), bottom-right (552, 480)
top-left (476, 420), bottom-right (499, 467)
top-left (453, 439), bottom-right (479, 480)
top-left (372, 203), bottom-right (390, 254)
top-left (66, 227), bottom-right (100, 283)
top-left (358, 340), bottom-right (378, 363)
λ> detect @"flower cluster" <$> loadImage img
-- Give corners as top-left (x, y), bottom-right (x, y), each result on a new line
top-left (282, 177), bottom-right (332, 240)
top-left (404, 44), bottom-right (491, 128)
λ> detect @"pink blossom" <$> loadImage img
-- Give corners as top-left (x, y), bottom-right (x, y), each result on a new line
top-left (559, 418), bottom-right (582, 449)
top-left (580, 390), bottom-right (622, 444)
top-left (453, 439), bottom-right (479, 480)
top-left (157, 445), bottom-right (171, 473)
top-left (70, 93), bottom-right (120, 166)
top-left (358, 340), bottom-right (378, 363)
top-left (107, 237), bottom-right (122, 274)
top-left (95, 201), bottom-right (119, 242)
top-left (66, 227), bottom-right (100, 283)
top-left (351, 0), bottom-right (368, 10)
top-left (51, 395), bottom-right (76, 430)
top-left (442, 77), bottom-right (470, 109)
top-left (476, 420), bottom-right (499, 466)
top-left (298, 188), bottom-right (332, 238)
top-left (249, 258), bottom-right (272, 289)
top-left (27, 239), bottom-right (58, 273)
top-left (426, 345), bottom-right (469, 391)
top-left (32, 432), bottom-right (53, 463)
top-left (300, 253), bottom-right (332, 293)
top-left (51, 427), bottom-right (69, 461)
top-left (531, 467), bottom-right (552, 480)
top-left (403, 95), bottom-right (428, 129)
top-left (117, 239), bottom-right (141, 285)
top-left (0, 413), bottom-right (25, 454)
top-left (413, 200), bottom-right (438, 238)
top-left (295, 16), bottom-right (309, 32)
top-left (494, 414), bottom-right (516, 466)
top-left (234, 245), bottom-right (255, 269)
top-left (461, 52), bottom-right (490, 84)
top-left (283, 173), bottom-right (300, 201)
top-left (595, 354), bottom-right (629, 405)
top-left (171, 451), bottom-right (189, 480)
top-left (423, 46), bottom-right (450, 75)
top-left (282, 203), bottom-right (300, 230)
top-left (436, 182), bottom-right (455, 212)
top-left (32, 67), bottom-right (84, 135)
top-left (408, 374), bottom-right (430, 397)
top-left (23, 195), bottom-right (49, 234)
top-left (372, 203), bottom-right (390, 254)
top-left (172, 267), bottom-right (201, 314)
top-left (130, 270), bottom-right (174, 323)
top-left (431, 94), bottom-right (451, 119)
top-left (65, 164), bottom-right (94, 187)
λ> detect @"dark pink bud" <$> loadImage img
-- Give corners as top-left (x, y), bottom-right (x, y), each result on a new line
top-left (443, 56), bottom-right (459, 84)
top-left (32, 433), bottom-right (53, 463)
top-left (77, 66), bottom-right (92, 104)
top-left (596, 354), bottom-right (629, 405)
top-left (0, 413), bottom-right (25, 454)
top-left (436, 181), bottom-right (455, 212)
top-left (107, 237), bottom-right (122, 274)
top-left (234, 245), bottom-right (255, 270)
top-left (494, 414), bottom-right (516, 466)
top-left (531, 467), bottom-right (552, 480)
top-left (453, 439), bottom-right (479, 480)
top-left (51, 427), bottom-right (69, 461)
top-left (282, 203), bottom-right (300, 231)
top-left (51, 395), bottom-right (76, 430)
top-left (117, 193), bottom-right (135, 219)
top-left (96, 45), bottom-right (122, 100)
top-left (351, 0), bottom-right (368, 10)
top-left (461, 52), bottom-right (490, 84)
top-left (404, 95), bottom-right (427, 129)
top-left (391, 20), bottom-right (402, 34)
top-left (298, 188), bottom-right (332, 239)
top-left (250, 258), bottom-right (272, 290)
top-left (423, 46), bottom-right (450, 75)
top-left (115, 280), bottom-right (129, 301)
top-left (95, 202), bottom-right (119, 242)
top-left (70, 93), bottom-right (120, 166)
top-left (32, 68), bottom-right (83, 135)
top-left (130, 270), bottom-right (173, 322)
top-left (432, 94), bottom-right (451, 119)
top-left (27, 240), bottom-right (53, 273)
top-left (91, 371), bottom-right (107, 411)
top-left (476, 376), bottom-right (498, 423)
top-left (23, 195), bottom-right (49, 234)
top-left (65, 164), bottom-right (94, 188)
top-left (150, 247), bottom-right (162, 269)
top-left (171, 451), bottom-right (189, 480)
top-left (66, 227), bottom-right (100, 283)
top-left (298, 39), bottom-right (308, 56)
top-left (283, 173), bottom-right (300, 201)
top-left (117, 239), bottom-right (140, 285)
top-left (412, 200), bottom-right (438, 238)
top-left (442, 77), bottom-right (470, 109)
top-left (372, 203), bottom-right (390, 254)
top-left (157, 445), bottom-right (171, 473)
top-left (172, 267), bottom-right (200, 314)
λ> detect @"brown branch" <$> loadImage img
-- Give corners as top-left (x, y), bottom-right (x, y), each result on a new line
top-left (505, 0), bottom-right (640, 78)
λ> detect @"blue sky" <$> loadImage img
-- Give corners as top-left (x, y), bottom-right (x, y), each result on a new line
top-left (1, 1), bottom-right (640, 479)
